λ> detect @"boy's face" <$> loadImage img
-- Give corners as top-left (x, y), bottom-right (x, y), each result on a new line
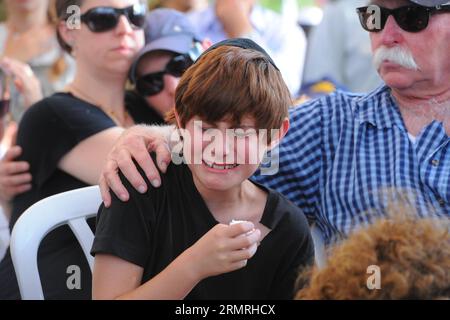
top-left (181, 116), bottom-right (269, 191)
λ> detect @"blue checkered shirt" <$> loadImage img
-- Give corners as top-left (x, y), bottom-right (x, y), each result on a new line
top-left (254, 85), bottom-right (449, 244)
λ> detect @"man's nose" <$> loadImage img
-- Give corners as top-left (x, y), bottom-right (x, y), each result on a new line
top-left (380, 15), bottom-right (404, 47)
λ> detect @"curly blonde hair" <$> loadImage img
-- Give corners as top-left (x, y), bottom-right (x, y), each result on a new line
top-left (296, 205), bottom-right (450, 300)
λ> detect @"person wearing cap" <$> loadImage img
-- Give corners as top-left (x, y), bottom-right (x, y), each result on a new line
top-left (97, 0), bottom-right (450, 250)
top-left (91, 39), bottom-right (314, 300)
top-left (127, 8), bottom-right (209, 124)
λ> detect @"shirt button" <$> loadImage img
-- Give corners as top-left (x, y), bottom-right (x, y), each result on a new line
top-left (431, 159), bottom-right (440, 167)
top-left (438, 198), bottom-right (445, 206)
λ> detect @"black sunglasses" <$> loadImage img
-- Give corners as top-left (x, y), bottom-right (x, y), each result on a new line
top-left (136, 54), bottom-right (194, 96)
top-left (80, 4), bottom-right (147, 33)
top-left (356, 4), bottom-right (450, 33)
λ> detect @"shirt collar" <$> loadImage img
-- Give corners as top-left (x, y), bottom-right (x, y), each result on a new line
top-left (353, 85), bottom-right (406, 130)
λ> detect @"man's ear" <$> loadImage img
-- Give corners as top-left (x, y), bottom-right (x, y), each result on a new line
top-left (268, 117), bottom-right (290, 151)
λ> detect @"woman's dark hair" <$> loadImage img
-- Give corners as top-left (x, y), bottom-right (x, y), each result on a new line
top-left (54, 0), bottom-right (83, 54)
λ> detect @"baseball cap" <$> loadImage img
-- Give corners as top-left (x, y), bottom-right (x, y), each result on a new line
top-left (409, 0), bottom-right (450, 6)
top-left (129, 8), bottom-right (200, 83)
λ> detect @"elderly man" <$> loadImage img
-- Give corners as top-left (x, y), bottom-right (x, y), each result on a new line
top-left (2, 0), bottom-right (449, 245)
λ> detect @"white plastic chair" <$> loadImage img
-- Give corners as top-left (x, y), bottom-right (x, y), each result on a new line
top-left (311, 223), bottom-right (326, 269)
top-left (10, 186), bottom-right (101, 300)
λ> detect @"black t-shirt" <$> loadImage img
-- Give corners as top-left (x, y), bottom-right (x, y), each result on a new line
top-left (92, 159), bottom-right (314, 299)
top-left (0, 92), bottom-right (152, 300)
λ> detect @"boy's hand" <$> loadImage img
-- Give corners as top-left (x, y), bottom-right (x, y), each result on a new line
top-left (185, 221), bottom-right (261, 280)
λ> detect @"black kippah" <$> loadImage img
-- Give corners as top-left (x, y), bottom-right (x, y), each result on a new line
top-left (195, 38), bottom-right (279, 71)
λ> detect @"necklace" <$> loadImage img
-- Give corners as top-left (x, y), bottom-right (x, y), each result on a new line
top-left (67, 85), bottom-right (130, 127)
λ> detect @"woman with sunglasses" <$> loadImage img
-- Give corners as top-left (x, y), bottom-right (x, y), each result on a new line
top-left (0, 0), bottom-right (147, 300)
top-left (127, 8), bottom-right (208, 125)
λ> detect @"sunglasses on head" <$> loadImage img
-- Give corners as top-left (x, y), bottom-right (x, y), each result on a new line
top-left (356, 4), bottom-right (450, 33)
top-left (80, 4), bottom-right (147, 33)
top-left (136, 54), bottom-right (194, 96)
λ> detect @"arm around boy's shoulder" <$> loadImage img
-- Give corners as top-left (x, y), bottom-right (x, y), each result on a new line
top-left (92, 154), bottom-right (185, 268)
top-left (96, 153), bottom-right (176, 231)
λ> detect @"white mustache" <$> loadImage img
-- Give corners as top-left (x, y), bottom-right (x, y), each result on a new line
top-left (373, 46), bottom-right (419, 71)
